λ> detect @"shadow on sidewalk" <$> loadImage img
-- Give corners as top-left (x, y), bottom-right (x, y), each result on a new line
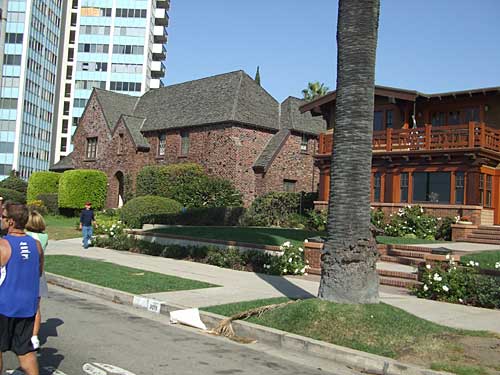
top-left (255, 273), bottom-right (316, 299)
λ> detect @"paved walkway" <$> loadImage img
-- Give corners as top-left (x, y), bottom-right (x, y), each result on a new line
top-left (47, 238), bottom-right (500, 334)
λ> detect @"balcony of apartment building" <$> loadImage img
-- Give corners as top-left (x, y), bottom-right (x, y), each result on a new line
top-left (152, 43), bottom-right (167, 60)
top-left (151, 61), bottom-right (165, 79)
top-left (154, 8), bottom-right (169, 26)
top-left (156, 0), bottom-right (170, 10)
top-left (150, 79), bottom-right (161, 89)
top-left (153, 25), bottom-right (168, 44)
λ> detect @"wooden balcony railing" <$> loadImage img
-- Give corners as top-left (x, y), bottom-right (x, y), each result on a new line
top-left (317, 122), bottom-right (500, 155)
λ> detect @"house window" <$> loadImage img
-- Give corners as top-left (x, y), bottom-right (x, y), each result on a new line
top-left (373, 172), bottom-right (381, 202)
top-left (283, 179), bottom-right (296, 193)
top-left (455, 172), bottom-right (464, 204)
top-left (180, 131), bottom-right (189, 156)
top-left (385, 110), bottom-right (393, 128)
top-left (412, 172), bottom-right (450, 203)
top-left (486, 175), bottom-right (492, 207)
top-left (479, 174), bottom-right (484, 206)
top-left (300, 135), bottom-right (308, 152)
top-left (400, 172), bottom-right (408, 203)
top-left (158, 133), bottom-right (166, 156)
top-left (373, 111), bottom-right (384, 131)
top-left (86, 137), bottom-right (97, 159)
top-left (431, 112), bottom-right (446, 126)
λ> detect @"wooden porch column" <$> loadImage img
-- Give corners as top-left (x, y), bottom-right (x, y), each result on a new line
top-left (384, 171), bottom-right (394, 203)
top-left (424, 124), bottom-right (431, 149)
top-left (319, 167), bottom-right (330, 201)
top-left (386, 128), bottom-right (392, 151)
top-left (494, 173), bottom-right (500, 225)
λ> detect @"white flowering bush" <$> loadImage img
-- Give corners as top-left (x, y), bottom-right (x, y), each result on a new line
top-left (262, 241), bottom-right (308, 276)
top-left (383, 205), bottom-right (438, 240)
top-left (414, 257), bottom-right (500, 309)
top-left (95, 219), bottom-right (126, 238)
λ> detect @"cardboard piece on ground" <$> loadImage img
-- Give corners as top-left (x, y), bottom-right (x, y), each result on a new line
top-left (170, 308), bottom-right (207, 330)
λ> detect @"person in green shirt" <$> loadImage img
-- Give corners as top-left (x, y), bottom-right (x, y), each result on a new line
top-left (25, 210), bottom-right (48, 350)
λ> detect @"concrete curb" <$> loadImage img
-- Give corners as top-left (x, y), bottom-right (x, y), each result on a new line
top-left (46, 273), bottom-right (450, 375)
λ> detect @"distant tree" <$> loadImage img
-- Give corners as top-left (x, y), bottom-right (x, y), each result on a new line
top-left (254, 66), bottom-right (261, 86)
top-left (302, 81), bottom-right (329, 101)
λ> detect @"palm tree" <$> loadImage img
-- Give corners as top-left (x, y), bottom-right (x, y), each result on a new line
top-left (302, 81), bottom-right (329, 101)
top-left (318, 0), bottom-right (380, 303)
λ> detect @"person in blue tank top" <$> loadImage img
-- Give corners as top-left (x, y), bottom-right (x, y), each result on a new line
top-left (0, 202), bottom-right (43, 375)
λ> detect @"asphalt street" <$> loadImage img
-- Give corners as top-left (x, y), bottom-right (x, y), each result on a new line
top-left (2, 286), bottom-right (357, 375)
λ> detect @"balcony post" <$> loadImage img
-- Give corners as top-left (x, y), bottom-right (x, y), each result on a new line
top-left (425, 124), bottom-right (431, 149)
top-left (468, 121), bottom-right (476, 148)
top-left (480, 122), bottom-right (486, 147)
top-left (385, 127), bottom-right (392, 151)
top-left (318, 133), bottom-right (324, 154)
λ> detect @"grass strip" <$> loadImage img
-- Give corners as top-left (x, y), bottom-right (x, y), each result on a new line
top-left (203, 298), bottom-right (496, 375)
top-left (376, 236), bottom-right (446, 245)
top-left (149, 226), bottom-right (324, 248)
top-left (45, 255), bottom-right (218, 294)
top-left (45, 215), bottom-right (80, 240)
top-left (461, 250), bottom-right (500, 270)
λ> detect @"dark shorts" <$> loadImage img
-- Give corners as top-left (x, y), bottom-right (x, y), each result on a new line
top-left (0, 313), bottom-right (36, 355)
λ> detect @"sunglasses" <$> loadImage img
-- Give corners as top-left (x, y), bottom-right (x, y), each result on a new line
top-left (1, 215), bottom-right (9, 219)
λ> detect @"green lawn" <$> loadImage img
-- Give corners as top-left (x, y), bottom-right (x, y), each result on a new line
top-left (148, 226), bottom-right (325, 248)
top-left (461, 251), bottom-right (500, 270)
top-left (45, 255), bottom-right (218, 294)
top-left (44, 215), bottom-right (80, 240)
top-left (376, 235), bottom-right (446, 245)
top-left (203, 298), bottom-right (497, 375)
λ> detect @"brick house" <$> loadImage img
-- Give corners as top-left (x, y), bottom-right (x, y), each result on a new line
top-left (52, 70), bottom-right (326, 208)
top-left (301, 85), bottom-right (500, 228)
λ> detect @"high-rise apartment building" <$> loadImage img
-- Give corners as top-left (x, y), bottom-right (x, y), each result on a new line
top-left (52, 0), bottom-right (169, 165)
top-left (0, 0), bottom-right (64, 179)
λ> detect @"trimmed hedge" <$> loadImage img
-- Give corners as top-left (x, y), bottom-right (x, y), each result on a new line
top-left (121, 195), bottom-right (182, 229)
top-left (242, 192), bottom-right (300, 227)
top-left (27, 171), bottom-right (61, 202)
top-left (0, 187), bottom-right (27, 203)
top-left (135, 163), bottom-right (242, 208)
top-left (142, 207), bottom-right (245, 226)
top-left (58, 169), bottom-right (107, 210)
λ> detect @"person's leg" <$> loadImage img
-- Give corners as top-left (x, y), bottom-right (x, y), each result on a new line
top-left (82, 226), bottom-right (90, 248)
top-left (32, 298), bottom-right (41, 349)
top-left (18, 351), bottom-right (39, 375)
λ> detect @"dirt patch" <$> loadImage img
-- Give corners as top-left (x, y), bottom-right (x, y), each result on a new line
top-left (397, 334), bottom-right (500, 374)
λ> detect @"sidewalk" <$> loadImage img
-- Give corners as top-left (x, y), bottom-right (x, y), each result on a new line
top-left (47, 238), bottom-right (500, 334)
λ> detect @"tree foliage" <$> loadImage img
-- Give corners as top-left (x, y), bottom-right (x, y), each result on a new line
top-left (302, 81), bottom-right (329, 101)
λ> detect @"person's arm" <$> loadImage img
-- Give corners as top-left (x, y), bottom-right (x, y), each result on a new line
top-left (92, 210), bottom-right (97, 228)
top-left (36, 240), bottom-right (44, 276)
top-left (79, 210), bottom-right (83, 230)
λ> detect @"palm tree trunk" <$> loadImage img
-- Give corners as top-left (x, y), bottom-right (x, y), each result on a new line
top-left (318, 0), bottom-right (380, 303)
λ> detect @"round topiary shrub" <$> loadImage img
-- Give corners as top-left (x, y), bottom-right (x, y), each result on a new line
top-left (58, 169), bottom-right (107, 211)
top-left (121, 195), bottom-right (182, 229)
top-left (27, 171), bottom-right (61, 202)
top-left (0, 187), bottom-right (27, 203)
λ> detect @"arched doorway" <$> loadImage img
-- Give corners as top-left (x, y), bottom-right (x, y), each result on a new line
top-left (114, 171), bottom-right (125, 208)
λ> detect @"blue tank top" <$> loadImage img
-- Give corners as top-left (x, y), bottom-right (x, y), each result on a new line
top-left (0, 234), bottom-right (40, 318)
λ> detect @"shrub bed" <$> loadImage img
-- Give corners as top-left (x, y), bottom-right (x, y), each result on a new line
top-left (142, 207), bottom-right (245, 226)
top-left (93, 234), bottom-right (308, 276)
top-left (0, 187), bottom-right (26, 203)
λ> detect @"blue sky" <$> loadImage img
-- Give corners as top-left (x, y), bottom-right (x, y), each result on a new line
top-left (165, 0), bottom-right (500, 102)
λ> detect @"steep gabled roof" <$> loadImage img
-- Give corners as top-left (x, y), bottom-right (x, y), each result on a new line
top-left (94, 89), bottom-right (140, 131)
top-left (253, 129), bottom-right (290, 173)
top-left (280, 96), bottom-right (326, 135)
top-left (135, 70), bottom-right (280, 132)
top-left (118, 115), bottom-right (150, 150)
